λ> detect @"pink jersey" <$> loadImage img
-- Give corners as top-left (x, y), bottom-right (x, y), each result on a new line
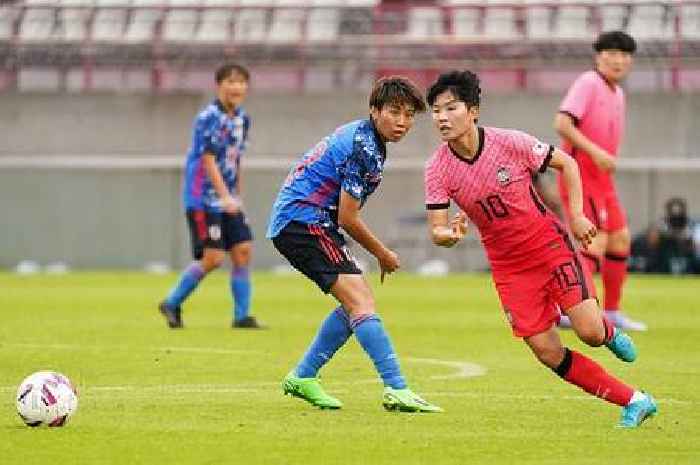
top-left (559, 70), bottom-right (625, 189)
top-left (425, 127), bottom-right (565, 273)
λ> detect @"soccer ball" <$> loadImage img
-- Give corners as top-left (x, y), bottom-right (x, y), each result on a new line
top-left (16, 371), bottom-right (78, 427)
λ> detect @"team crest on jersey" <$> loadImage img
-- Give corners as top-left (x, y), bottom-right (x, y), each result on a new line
top-left (496, 167), bottom-right (511, 185)
top-left (532, 141), bottom-right (548, 156)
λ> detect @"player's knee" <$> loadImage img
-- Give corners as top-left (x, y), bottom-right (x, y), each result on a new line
top-left (578, 326), bottom-right (605, 347)
top-left (533, 346), bottom-right (564, 369)
top-left (201, 251), bottom-right (225, 271)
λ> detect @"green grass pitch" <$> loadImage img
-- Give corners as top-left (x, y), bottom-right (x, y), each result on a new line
top-left (1, 272), bottom-right (698, 464)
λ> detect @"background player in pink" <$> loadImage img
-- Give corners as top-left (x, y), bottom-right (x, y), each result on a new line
top-left (555, 31), bottom-right (646, 331)
top-left (424, 70), bottom-right (657, 427)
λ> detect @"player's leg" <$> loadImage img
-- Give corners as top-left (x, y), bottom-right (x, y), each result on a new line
top-left (524, 327), bottom-right (656, 427)
top-left (603, 194), bottom-right (647, 330)
top-left (274, 223), bottom-right (353, 409)
top-left (159, 210), bottom-right (225, 328)
top-left (565, 298), bottom-right (636, 362)
top-left (330, 274), bottom-right (442, 413)
top-left (224, 211), bottom-right (262, 328)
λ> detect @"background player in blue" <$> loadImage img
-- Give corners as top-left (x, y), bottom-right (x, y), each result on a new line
top-left (159, 63), bottom-right (263, 329)
top-left (267, 77), bottom-right (441, 412)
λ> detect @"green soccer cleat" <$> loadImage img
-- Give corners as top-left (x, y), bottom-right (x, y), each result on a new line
top-left (282, 372), bottom-right (342, 410)
top-left (606, 328), bottom-right (637, 363)
top-left (618, 392), bottom-right (658, 428)
top-left (382, 387), bottom-right (443, 413)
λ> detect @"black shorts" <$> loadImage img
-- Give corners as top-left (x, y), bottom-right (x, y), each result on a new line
top-left (186, 209), bottom-right (253, 260)
top-left (272, 221), bottom-right (361, 293)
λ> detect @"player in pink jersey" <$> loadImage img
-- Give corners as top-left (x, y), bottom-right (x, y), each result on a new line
top-left (555, 31), bottom-right (646, 331)
top-left (424, 70), bottom-right (657, 428)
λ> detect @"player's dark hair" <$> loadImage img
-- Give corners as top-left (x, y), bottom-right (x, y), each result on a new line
top-left (215, 63), bottom-right (250, 84)
top-left (426, 70), bottom-right (481, 109)
top-left (593, 31), bottom-right (636, 54)
top-left (369, 76), bottom-right (426, 113)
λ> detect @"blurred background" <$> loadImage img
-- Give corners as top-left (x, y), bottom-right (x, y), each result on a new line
top-left (1, 0), bottom-right (699, 273)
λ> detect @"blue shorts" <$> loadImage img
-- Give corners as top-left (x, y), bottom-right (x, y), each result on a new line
top-left (186, 209), bottom-right (253, 260)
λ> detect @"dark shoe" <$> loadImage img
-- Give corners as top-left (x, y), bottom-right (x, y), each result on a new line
top-left (232, 316), bottom-right (265, 329)
top-left (159, 301), bottom-right (183, 329)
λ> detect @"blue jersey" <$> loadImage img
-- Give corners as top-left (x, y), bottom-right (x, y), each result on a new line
top-left (266, 118), bottom-right (386, 238)
top-left (183, 100), bottom-right (250, 212)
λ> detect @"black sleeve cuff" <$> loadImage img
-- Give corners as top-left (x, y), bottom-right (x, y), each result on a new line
top-left (426, 202), bottom-right (450, 210)
top-left (558, 111), bottom-right (579, 126)
top-left (538, 145), bottom-right (554, 173)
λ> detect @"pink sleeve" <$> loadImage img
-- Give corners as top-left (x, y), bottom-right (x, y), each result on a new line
top-left (559, 74), bottom-right (594, 122)
top-left (424, 155), bottom-right (450, 209)
top-left (512, 131), bottom-right (553, 174)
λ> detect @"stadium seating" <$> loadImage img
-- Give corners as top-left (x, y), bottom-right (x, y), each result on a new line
top-left (627, 2), bottom-right (675, 40)
top-left (92, 0), bottom-right (130, 42)
top-left (452, 4), bottom-right (480, 39)
top-left (162, 0), bottom-right (201, 42)
top-left (124, 0), bottom-right (165, 42)
top-left (552, 0), bottom-right (592, 40)
top-left (681, 3), bottom-right (700, 39)
top-left (524, 0), bottom-right (554, 40)
top-left (56, 0), bottom-right (93, 42)
top-left (268, 7), bottom-right (305, 42)
top-left (482, 0), bottom-right (521, 40)
top-left (232, 5), bottom-right (267, 42)
top-left (19, 0), bottom-right (57, 41)
top-left (406, 7), bottom-right (444, 39)
top-left (193, 0), bottom-right (233, 43)
top-left (305, 7), bottom-right (339, 41)
top-left (598, 0), bottom-right (628, 32)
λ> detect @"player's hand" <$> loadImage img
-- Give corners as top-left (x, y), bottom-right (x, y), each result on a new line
top-left (448, 212), bottom-right (468, 244)
top-left (592, 149), bottom-right (616, 173)
top-left (378, 249), bottom-right (400, 284)
top-left (570, 214), bottom-right (597, 249)
top-left (221, 195), bottom-right (241, 214)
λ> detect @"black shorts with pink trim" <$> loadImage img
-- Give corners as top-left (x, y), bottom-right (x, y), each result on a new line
top-left (272, 221), bottom-right (361, 293)
top-left (186, 209), bottom-right (253, 260)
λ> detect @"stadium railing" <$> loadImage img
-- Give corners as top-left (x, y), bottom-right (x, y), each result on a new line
top-left (1, 0), bottom-right (700, 92)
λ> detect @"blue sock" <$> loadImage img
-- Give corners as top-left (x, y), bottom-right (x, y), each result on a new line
top-left (295, 307), bottom-right (352, 378)
top-left (165, 262), bottom-right (205, 308)
top-left (352, 314), bottom-right (406, 389)
top-left (231, 266), bottom-right (251, 322)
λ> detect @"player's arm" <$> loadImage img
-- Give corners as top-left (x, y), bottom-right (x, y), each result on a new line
top-left (548, 148), bottom-right (596, 247)
top-left (428, 208), bottom-right (467, 248)
top-left (337, 190), bottom-right (399, 280)
top-left (202, 152), bottom-right (239, 214)
top-left (554, 112), bottom-right (616, 172)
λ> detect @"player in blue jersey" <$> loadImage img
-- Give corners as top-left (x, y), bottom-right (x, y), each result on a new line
top-left (267, 76), bottom-right (442, 412)
top-left (159, 63), bottom-right (263, 329)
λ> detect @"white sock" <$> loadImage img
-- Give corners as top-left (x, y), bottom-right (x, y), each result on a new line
top-left (628, 391), bottom-right (646, 405)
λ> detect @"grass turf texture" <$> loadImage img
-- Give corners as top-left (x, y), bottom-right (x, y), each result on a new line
top-left (1, 272), bottom-right (698, 464)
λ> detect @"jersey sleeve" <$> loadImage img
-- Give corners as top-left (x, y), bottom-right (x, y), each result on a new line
top-left (559, 74), bottom-right (594, 123)
top-left (424, 155), bottom-right (450, 210)
top-left (341, 131), bottom-right (373, 201)
top-left (512, 131), bottom-right (554, 174)
top-left (198, 113), bottom-right (222, 156)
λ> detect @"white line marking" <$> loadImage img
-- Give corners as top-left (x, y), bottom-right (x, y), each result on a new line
top-left (406, 357), bottom-right (487, 380)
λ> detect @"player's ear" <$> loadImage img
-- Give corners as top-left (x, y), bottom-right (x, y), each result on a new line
top-left (470, 105), bottom-right (480, 122)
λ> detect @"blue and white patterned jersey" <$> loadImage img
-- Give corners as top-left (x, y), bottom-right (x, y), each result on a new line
top-left (266, 118), bottom-right (386, 238)
top-left (183, 100), bottom-right (250, 212)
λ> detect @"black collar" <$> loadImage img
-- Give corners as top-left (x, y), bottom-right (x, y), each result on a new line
top-left (448, 127), bottom-right (484, 165)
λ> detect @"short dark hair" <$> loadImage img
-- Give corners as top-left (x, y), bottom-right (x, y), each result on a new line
top-left (593, 31), bottom-right (636, 54)
top-left (215, 63), bottom-right (250, 84)
top-left (426, 70), bottom-right (481, 108)
top-left (369, 76), bottom-right (426, 113)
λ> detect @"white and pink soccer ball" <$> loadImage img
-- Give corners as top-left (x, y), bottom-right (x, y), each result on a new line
top-left (16, 371), bottom-right (78, 427)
